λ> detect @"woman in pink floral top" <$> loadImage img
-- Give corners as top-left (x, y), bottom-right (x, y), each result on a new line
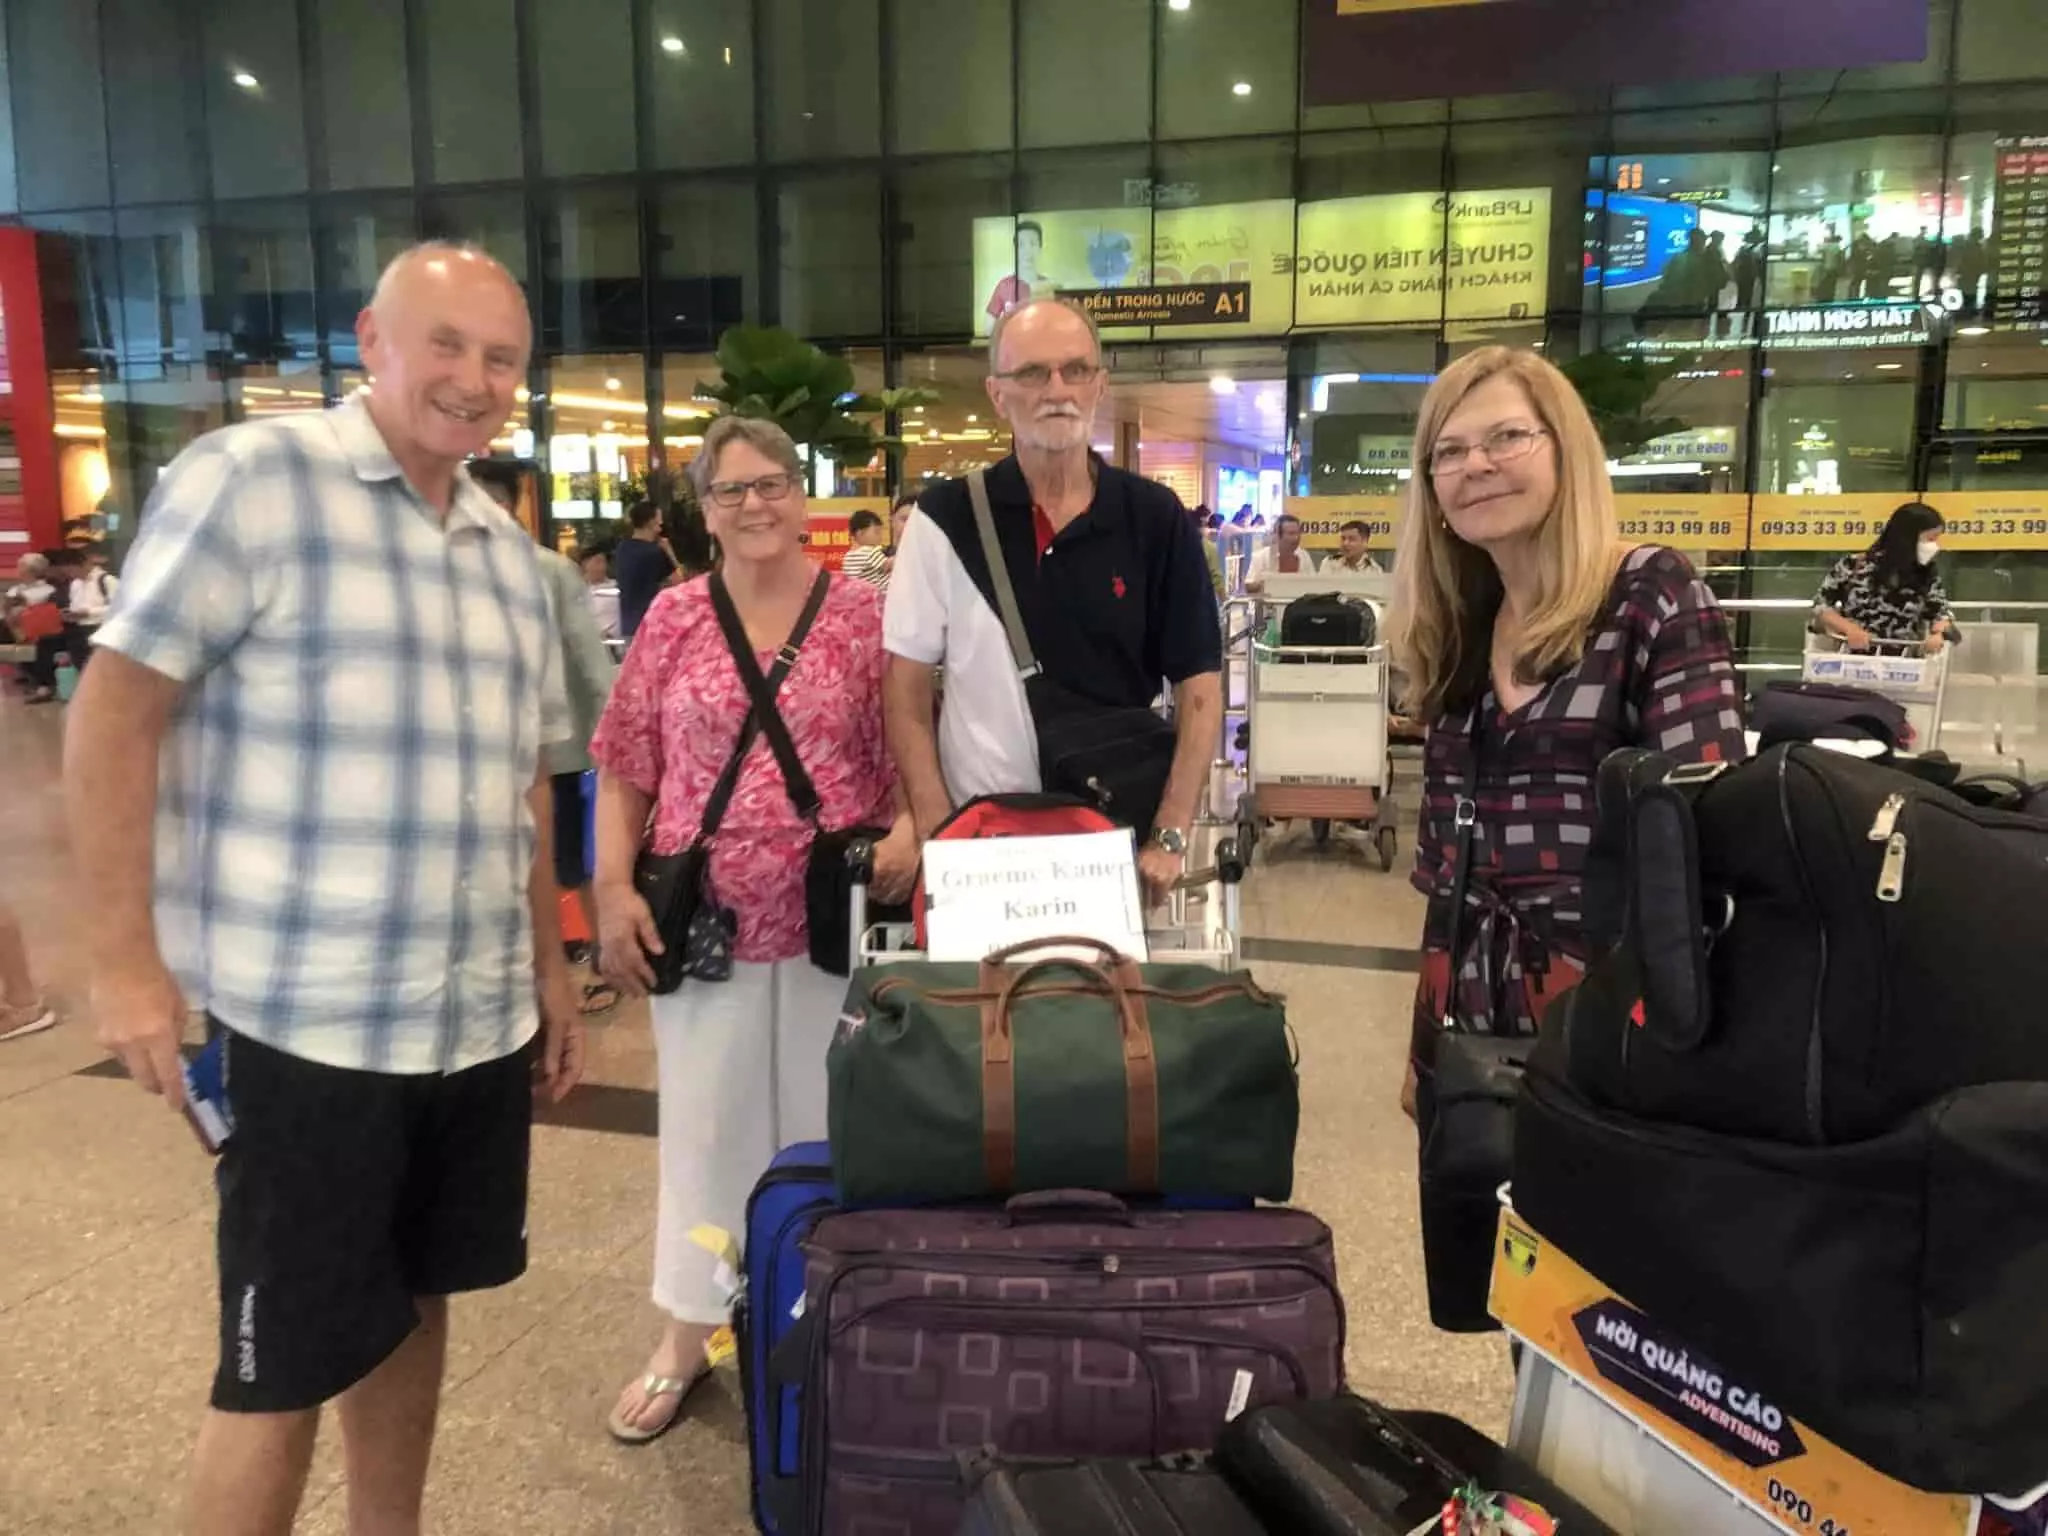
top-left (590, 417), bottom-right (918, 1444)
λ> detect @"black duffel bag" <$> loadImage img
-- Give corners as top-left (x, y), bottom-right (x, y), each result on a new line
top-left (1565, 742), bottom-right (2048, 1144)
top-left (1751, 678), bottom-right (1912, 751)
top-left (1279, 592), bottom-right (1375, 650)
top-left (1513, 1054), bottom-right (2048, 1497)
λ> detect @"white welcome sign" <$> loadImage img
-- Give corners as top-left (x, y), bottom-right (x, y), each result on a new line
top-left (921, 831), bottom-right (1149, 963)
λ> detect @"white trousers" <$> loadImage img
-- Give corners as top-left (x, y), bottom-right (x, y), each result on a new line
top-left (649, 957), bottom-right (846, 1325)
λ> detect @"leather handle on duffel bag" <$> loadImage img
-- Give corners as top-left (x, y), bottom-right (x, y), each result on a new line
top-left (977, 943), bottom-right (1161, 1197)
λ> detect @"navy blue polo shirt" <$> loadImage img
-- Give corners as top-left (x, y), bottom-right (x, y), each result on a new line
top-left (914, 454), bottom-right (1223, 709)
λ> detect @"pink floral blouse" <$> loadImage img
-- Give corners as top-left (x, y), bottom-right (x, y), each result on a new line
top-left (589, 572), bottom-right (898, 965)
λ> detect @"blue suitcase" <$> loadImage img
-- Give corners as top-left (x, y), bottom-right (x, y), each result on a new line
top-left (737, 1142), bottom-right (837, 1534)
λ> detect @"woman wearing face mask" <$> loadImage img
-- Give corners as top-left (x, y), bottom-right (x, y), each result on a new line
top-left (1814, 502), bottom-right (1957, 658)
top-left (589, 415), bottom-right (920, 1444)
top-left (1388, 346), bottom-right (1746, 1127)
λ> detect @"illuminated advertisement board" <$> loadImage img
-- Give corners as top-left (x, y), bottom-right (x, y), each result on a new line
top-left (973, 188), bottom-right (1550, 337)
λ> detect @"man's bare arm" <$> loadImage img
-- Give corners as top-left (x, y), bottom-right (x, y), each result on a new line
top-left (1158, 671), bottom-right (1223, 838)
top-left (884, 655), bottom-right (952, 841)
top-left (64, 651), bottom-right (193, 1102)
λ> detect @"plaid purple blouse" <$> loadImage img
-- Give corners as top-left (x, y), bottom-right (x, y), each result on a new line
top-left (1410, 545), bottom-right (1747, 1051)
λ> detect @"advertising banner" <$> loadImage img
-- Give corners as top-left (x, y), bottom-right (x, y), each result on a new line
top-left (1303, 0), bottom-right (1930, 109)
top-left (1283, 493), bottom-right (1749, 553)
top-left (1288, 189), bottom-right (1552, 326)
top-left (803, 499), bottom-right (888, 572)
top-left (973, 201), bottom-right (1293, 340)
top-left (1490, 1205), bottom-right (1980, 1536)
top-left (974, 190), bottom-right (1550, 336)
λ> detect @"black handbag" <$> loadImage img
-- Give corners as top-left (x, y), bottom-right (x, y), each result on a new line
top-left (965, 468), bottom-right (1179, 838)
top-left (705, 572), bottom-right (902, 979)
top-left (1415, 707), bottom-right (1529, 1334)
top-left (636, 571), bottom-right (830, 995)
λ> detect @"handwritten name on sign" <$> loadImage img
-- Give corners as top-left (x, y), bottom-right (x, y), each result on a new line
top-left (922, 831), bottom-right (1148, 963)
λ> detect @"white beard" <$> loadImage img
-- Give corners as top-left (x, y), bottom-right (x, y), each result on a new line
top-left (1012, 412), bottom-right (1090, 453)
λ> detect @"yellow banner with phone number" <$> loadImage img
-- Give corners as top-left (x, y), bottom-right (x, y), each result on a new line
top-left (1284, 494), bottom-right (1753, 553)
top-left (1287, 492), bottom-right (2048, 553)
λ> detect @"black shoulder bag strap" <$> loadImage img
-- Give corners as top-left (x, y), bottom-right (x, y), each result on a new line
top-left (1438, 703), bottom-right (1486, 1035)
top-left (707, 569), bottom-right (830, 823)
top-left (966, 468), bottom-right (1043, 685)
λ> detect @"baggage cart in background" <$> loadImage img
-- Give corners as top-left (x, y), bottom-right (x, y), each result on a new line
top-left (1802, 632), bottom-right (1951, 753)
top-left (1236, 571), bottom-right (1399, 869)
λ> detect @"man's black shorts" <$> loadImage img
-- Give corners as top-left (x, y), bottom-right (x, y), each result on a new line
top-left (551, 770), bottom-right (590, 891)
top-left (208, 1021), bottom-right (535, 1414)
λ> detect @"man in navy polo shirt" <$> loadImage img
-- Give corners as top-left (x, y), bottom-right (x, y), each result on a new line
top-left (882, 297), bottom-right (1223, 906)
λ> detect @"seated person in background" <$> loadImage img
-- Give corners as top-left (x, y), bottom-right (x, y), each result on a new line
top-left (613, 499), bottom-right (679, 641)
top-left (841, 508), bottom-right (891, 591)
top-left (1191, 503), bottom-right (1226, 598)
top-left (1814, 501), bottom-right (1957, 657)
top-left (4, 551), bottom-right (54, 625)
top-left (883, 297), bottom-right (1223, 909)
top-left (1243, 513), bottom-right (1320, 592)
top-left (1328, 519), bottom-right (1384, 574)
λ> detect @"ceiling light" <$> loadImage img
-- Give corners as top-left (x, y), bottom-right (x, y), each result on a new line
top-left (605, 377), bottom-right (621, 390)
top-left (966, 413), bottom-right (977, 422)
top-left (231, 69), bottom-right (260, 91)
top-left (1657, 178), bottom-right (1671, 186)
top-left (601, 419), bottom-right (616, 430)
top-left (1210, 374), bottom-right (1237, 394)
top-left (659, 34), bottom-right (686, 55)
top-left (911, 405), bottom-right (924, 414)
top-left (1231, 81), bottom-right (1252, 97)
top-left (1169, 0), bottom-right (1191, 9)
top-left (1876, 362), bottom-right (1903, 371)
top-left (1958, 325), bottom-right (1990, 337)
top-left (723, 46), bottom-right (733, 65)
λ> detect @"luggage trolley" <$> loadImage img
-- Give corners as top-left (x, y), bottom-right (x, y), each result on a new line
top-left (1801, 632), bottom-right (1952, 752)
top-left (1240, 570), bottom-right (1400, 870)
top-left (842, 819), bottom-right (1247, 973)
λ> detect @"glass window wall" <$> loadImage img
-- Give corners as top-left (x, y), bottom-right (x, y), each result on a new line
top-left (202, 0), bottom-right (310, 199)
top-left (648, 1), bottom-right (756, 169)
top-left (421, 0), bottom-right (522, 185)
top-left (889, 0), bottom-right (1013, 157)
top-left (762, 0), bottom-right (880, 162)
top-left (536, 0), bottom-right (636, 178)
top-left (315, 0), bottom-right (414, 192)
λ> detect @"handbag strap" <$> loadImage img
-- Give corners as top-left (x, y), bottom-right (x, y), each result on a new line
top-left (966, 469), bottom-right (1041, 682)
top-left (1439, 703), bottom-right (1487, 1034)
top-left (707, 568), bottom-right (830, 825)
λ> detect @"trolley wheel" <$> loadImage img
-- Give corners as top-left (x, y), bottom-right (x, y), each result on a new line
top-left (1375, 824), bottom-right (1399, 872)
top-left (1311, 818), bottom-right (1332, 846)
top-left (1233, 722), bottom-right (1250, 753)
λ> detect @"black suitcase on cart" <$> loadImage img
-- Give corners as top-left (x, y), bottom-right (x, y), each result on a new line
top-left (1215, 1394), bottom-right (1620, 1536)
top-left (957, 1454), bottom-right (1266, 1536)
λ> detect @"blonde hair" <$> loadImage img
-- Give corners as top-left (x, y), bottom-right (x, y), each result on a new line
top-left (1385, 346), bottom-right (1619, 718)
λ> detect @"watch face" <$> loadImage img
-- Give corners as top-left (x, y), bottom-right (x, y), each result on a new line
top-left (1155, 829), bottom-right (1186, 854)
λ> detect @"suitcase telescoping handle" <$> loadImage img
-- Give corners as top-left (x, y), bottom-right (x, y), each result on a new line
top-left (976, 939), bottom-right (1161, 1199)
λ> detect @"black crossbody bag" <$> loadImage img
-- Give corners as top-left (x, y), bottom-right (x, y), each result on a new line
top-left (704, 573), bottom-right (901, 979)
top-left (633, 571), bottom-right (830, 995)
top-left (1415, 706), bottom-right (1534, 1334)
top-left (965, 468), bottom-right (1180, 838)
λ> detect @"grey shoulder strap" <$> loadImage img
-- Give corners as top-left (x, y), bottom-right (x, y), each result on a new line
top-left (965, 468), bottom-right (1041, 681)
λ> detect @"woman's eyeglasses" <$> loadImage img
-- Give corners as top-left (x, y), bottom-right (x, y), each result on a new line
top-left (706, 472), bottom-right (798, 508)
top-left (1427, 425), bottom-right (1549, 478)
top-left (994, 360), bottom-right (1104, 389)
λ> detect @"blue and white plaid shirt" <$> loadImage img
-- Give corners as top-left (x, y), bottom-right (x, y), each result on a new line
top-left (94, 396), bottom-right (570, 1075)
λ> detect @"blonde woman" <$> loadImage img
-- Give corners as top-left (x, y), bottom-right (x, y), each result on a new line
top-left (1388, 346), bottom-right (1745, 1118)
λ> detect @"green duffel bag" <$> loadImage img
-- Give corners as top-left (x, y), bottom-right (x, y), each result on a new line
top-left (828, 937), bottom-right (1298, 1204)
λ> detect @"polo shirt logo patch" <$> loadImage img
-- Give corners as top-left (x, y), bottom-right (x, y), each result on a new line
top-left (1112, 575), bottom-right (1126, 599)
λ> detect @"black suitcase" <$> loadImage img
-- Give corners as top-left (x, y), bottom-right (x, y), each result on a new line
top-left (1216, 1395), bottom-right (1617, 1535)
top-left (1279, 593), bottom-right (1374, 651)
top-left (1566, 743), bottom-right (2048, 1144)
top-left (1514, 1059), bottom-right (2048, 1496)
top-left (957, 1454), bottom-right (1267, 1536)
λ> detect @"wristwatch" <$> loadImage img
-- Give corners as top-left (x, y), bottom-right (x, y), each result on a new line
top-left (1150, 827), bottom-right (1188, 857)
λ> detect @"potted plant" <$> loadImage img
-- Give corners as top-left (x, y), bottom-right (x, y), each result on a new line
top-left (695, 324), bottom-right (937, 478)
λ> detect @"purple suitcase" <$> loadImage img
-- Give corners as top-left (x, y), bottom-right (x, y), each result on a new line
top-left (786, 1191), bottom-right (1345, 1536)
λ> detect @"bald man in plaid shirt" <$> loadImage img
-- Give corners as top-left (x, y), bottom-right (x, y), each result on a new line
top-left (65, 242), bottom-right (585, 1536)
